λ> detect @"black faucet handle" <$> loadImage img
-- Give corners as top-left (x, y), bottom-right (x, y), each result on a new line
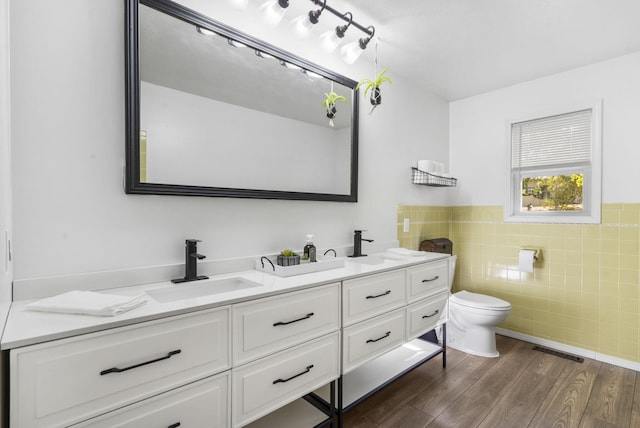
top-left (186, 239), bottom-right (202, 245)
top-left (190, 253), bottom-right (206, 259)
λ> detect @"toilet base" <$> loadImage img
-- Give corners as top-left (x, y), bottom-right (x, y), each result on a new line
top-left (446, 321), bottom-right (500, 358)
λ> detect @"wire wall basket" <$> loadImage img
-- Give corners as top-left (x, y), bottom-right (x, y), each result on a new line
top-left (411, 167), bottom-right (457, 187)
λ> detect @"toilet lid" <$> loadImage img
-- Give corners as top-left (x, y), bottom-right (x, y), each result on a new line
top-left (451, 290), bottom-right (511, 310)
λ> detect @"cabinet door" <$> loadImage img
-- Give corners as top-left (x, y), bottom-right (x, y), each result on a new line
top-left (233, 283), bottom-right (340, 365)
top-left (342, 308), bottom-right (406, 374)
top-left (342, 270), bottom-right (407, 326)
top-left (11, 307), bottom-right (230, 428)
top-left (74, 372), bottom-right (229, 427)
top-left (407, 260), bottom-right (448, 302)
top-left (406, 291), bottom-right (449, 340)
top-left (232, 332), bottom-right (340, 427)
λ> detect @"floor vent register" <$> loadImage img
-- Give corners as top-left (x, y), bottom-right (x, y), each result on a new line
top-left (532, 345), bottom-right (584, 363)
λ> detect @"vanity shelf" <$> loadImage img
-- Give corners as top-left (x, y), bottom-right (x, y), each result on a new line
top-left (411, 167), bottom-right (457, 187)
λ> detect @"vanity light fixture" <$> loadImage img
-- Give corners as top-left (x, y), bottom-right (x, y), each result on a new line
top-left (291, 0), bottom-right (326, 38)
top-left (341, 25), bottom-right (375, 64)
top-left (260, 0), bottom-right (290, 27)
top-left (302, 69), bottom-right (323, 79)
top-left (196, 26), bottom-right (216, 37)
top-left (258, 0), bottom-right (376, 64)
top-left (279, 60), bottom-right (302, 70)
top-left (319, 12), bottom-right (352, 53)
top-left (255, 50), bottom-right (276, 60)
top-left (227, 39), bottom-right (248, 48)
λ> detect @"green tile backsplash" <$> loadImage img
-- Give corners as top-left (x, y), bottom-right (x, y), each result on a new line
top-left (398, 204), bottom-right (640, 362)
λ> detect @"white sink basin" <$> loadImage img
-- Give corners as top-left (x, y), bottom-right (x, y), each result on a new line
top-left (347, 255), bottom-right (386, 265)
top-left (146, 277), bottom-right (261, 302)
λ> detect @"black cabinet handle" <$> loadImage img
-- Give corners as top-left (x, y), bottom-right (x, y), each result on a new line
top-left (366, 290), bottom-right (391, 299)
top-left (273, 312), bottom-right (314, 326)
top-left (167, 423), bottom-right (181, 428)
top-left (422, 310), bottom-right (439, 319)
top-left (366, 331), bottom-right (391, 343)
top-left (422, 276), bottom-right (439, 283)
top-left (273, 365), bottom-right (314, 384)
top-left (100, 350), bottom-right (181, 375)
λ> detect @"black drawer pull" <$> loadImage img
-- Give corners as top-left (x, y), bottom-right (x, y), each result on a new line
top-left (273, 312), bottom-right (314, 326)
top-left (422, 276), bottom-right (439, 283)
top-left (422, 310), bottom-right (440, 319)
top-left (273, 365), bottom-right (314, 384)
top-left (366, 290), bottom-right (391, 299)
top-left (167, 423), bottom-right (181, 428)
top-left (366, 331), bottom-right (391, 343)
top-left (100, 350), bottom-right (181, 375)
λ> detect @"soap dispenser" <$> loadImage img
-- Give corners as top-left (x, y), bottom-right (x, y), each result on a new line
top-left (303, 234), bottom-right (317, 262)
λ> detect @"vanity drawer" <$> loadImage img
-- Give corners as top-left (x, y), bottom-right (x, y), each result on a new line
top-left (407, 291), bottom-right (449, 340)
top-left (74, 372), bottom-right (230, 427)
top-left (342, 308), bottom-right (406, 374)
top-left (233, 283), bottom-right (340, 365)
top-left (232, 332), bottom-right (340, 427)
top-left (11, 307), bottom-right (230, 428)
top-left (342, 270), bottom-right (407, 326)
top-left (407, 259), bottom-right (449, 302)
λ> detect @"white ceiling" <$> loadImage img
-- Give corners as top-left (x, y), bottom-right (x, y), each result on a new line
top-left (335, 0), bottom-right (640, 100)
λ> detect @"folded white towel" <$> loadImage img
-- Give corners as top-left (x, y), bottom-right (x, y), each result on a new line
top-left (386, 248), bottom-right (426, 257)
top-left (26, 290), bottom-right (147, 317)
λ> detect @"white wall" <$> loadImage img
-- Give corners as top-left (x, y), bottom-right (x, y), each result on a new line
top-left (0, 0), bottom-right (11, 316)
top-left (1, 0), bottom-right (11, 423)
top-left (449, 52), bottom-right (640, 207)
top-left (10, 0), bottom-right (449, 282)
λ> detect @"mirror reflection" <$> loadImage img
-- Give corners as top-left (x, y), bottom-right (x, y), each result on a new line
top-left (126, 0), bottom-right (359, 201)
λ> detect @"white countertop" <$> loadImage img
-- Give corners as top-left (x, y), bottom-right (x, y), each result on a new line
top-left (1, 252), bottom-right (449, 350)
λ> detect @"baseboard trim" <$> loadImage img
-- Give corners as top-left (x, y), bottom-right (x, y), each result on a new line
top-left (496, 328), bottom-right (640, 372)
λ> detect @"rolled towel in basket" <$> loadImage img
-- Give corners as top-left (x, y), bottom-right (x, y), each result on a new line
top-left (417, 160), bottom-right (437, 173)
top-left (26, 290), bottom-right (147, 317)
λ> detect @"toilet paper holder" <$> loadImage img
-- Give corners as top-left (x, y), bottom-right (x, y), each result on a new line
top-left (521, 248), bottom-right (540, 261)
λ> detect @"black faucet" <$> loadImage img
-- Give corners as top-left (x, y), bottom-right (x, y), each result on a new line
top-left (351, 230), bottom-right (374, 258)
top-left (172, 239), bottom-right (209, 283)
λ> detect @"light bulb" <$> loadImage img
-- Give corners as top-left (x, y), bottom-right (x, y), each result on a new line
top-left (291, 15), bottom-right (314, 38)
top-left (260, 0), bottom-right (289, 27)
top-left (227, 0), bottom-right (248, 9)
top-left (319, 30), bottom-right (342, 53)
top-left (340, 40), bottom-right (365, 64)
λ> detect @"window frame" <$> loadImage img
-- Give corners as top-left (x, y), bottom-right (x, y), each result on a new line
top-left (506, 100), bottom-right (602, 224)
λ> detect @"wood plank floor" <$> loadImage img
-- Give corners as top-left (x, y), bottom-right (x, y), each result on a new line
top-left (345, 335), bottom-right (640, 428)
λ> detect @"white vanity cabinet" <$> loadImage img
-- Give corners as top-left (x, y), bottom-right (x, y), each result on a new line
top-left (73, 373), bottom-right (230, 427)
top-left (231, 283), bottom-right (341, 427)
top-left (5, 255), bottom-right (452, 428)
top-left (338, 258), bottom-right (450, 419)
top-left (10, 306), bottom-right (230, 428)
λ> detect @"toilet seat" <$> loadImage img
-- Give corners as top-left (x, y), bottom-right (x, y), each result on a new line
top-left (450, 290), bottom-right (511, 310)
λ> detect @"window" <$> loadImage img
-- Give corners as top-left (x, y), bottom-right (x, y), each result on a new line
top-left (507, 102), bottom-right (602, 223)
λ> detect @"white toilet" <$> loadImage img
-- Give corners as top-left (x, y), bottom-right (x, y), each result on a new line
top-left (446, 255), bottom-right (512, 357)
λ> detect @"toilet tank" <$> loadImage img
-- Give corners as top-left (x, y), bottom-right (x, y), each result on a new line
top-left (419, 238), bottom-right (452, 255)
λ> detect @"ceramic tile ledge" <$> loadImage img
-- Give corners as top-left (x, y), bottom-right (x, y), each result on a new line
top-left (496, 328), bottom-right (640, 373)
top-left (12, 240), bottom-right (399, 301)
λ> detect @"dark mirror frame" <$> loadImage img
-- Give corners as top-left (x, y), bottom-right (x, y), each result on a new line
top-left (125, 0), bottom-right (359, 202)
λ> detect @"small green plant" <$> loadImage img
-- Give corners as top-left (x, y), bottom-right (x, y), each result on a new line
top-left (356, 68), bottom-right (392, 98)
top-left (322, 91), bottom-right (348, 127)
top-left (280, 249), bottom-right (298, 257)
top-left (322, 91), bottom-right (347, 111)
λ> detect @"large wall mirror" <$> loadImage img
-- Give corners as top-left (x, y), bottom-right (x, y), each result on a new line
top-left (125, 0), bottom-right (359, 202)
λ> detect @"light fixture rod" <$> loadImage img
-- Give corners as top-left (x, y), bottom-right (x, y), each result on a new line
top-left (309, 0), bottom-right (373, 37)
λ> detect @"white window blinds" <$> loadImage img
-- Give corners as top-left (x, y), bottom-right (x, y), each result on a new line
top-left (511, 109), bottom-right (592, 169)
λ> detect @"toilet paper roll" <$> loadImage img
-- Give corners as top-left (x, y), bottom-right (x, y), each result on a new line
top-left (518, 249), bottom-right (536, 273)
